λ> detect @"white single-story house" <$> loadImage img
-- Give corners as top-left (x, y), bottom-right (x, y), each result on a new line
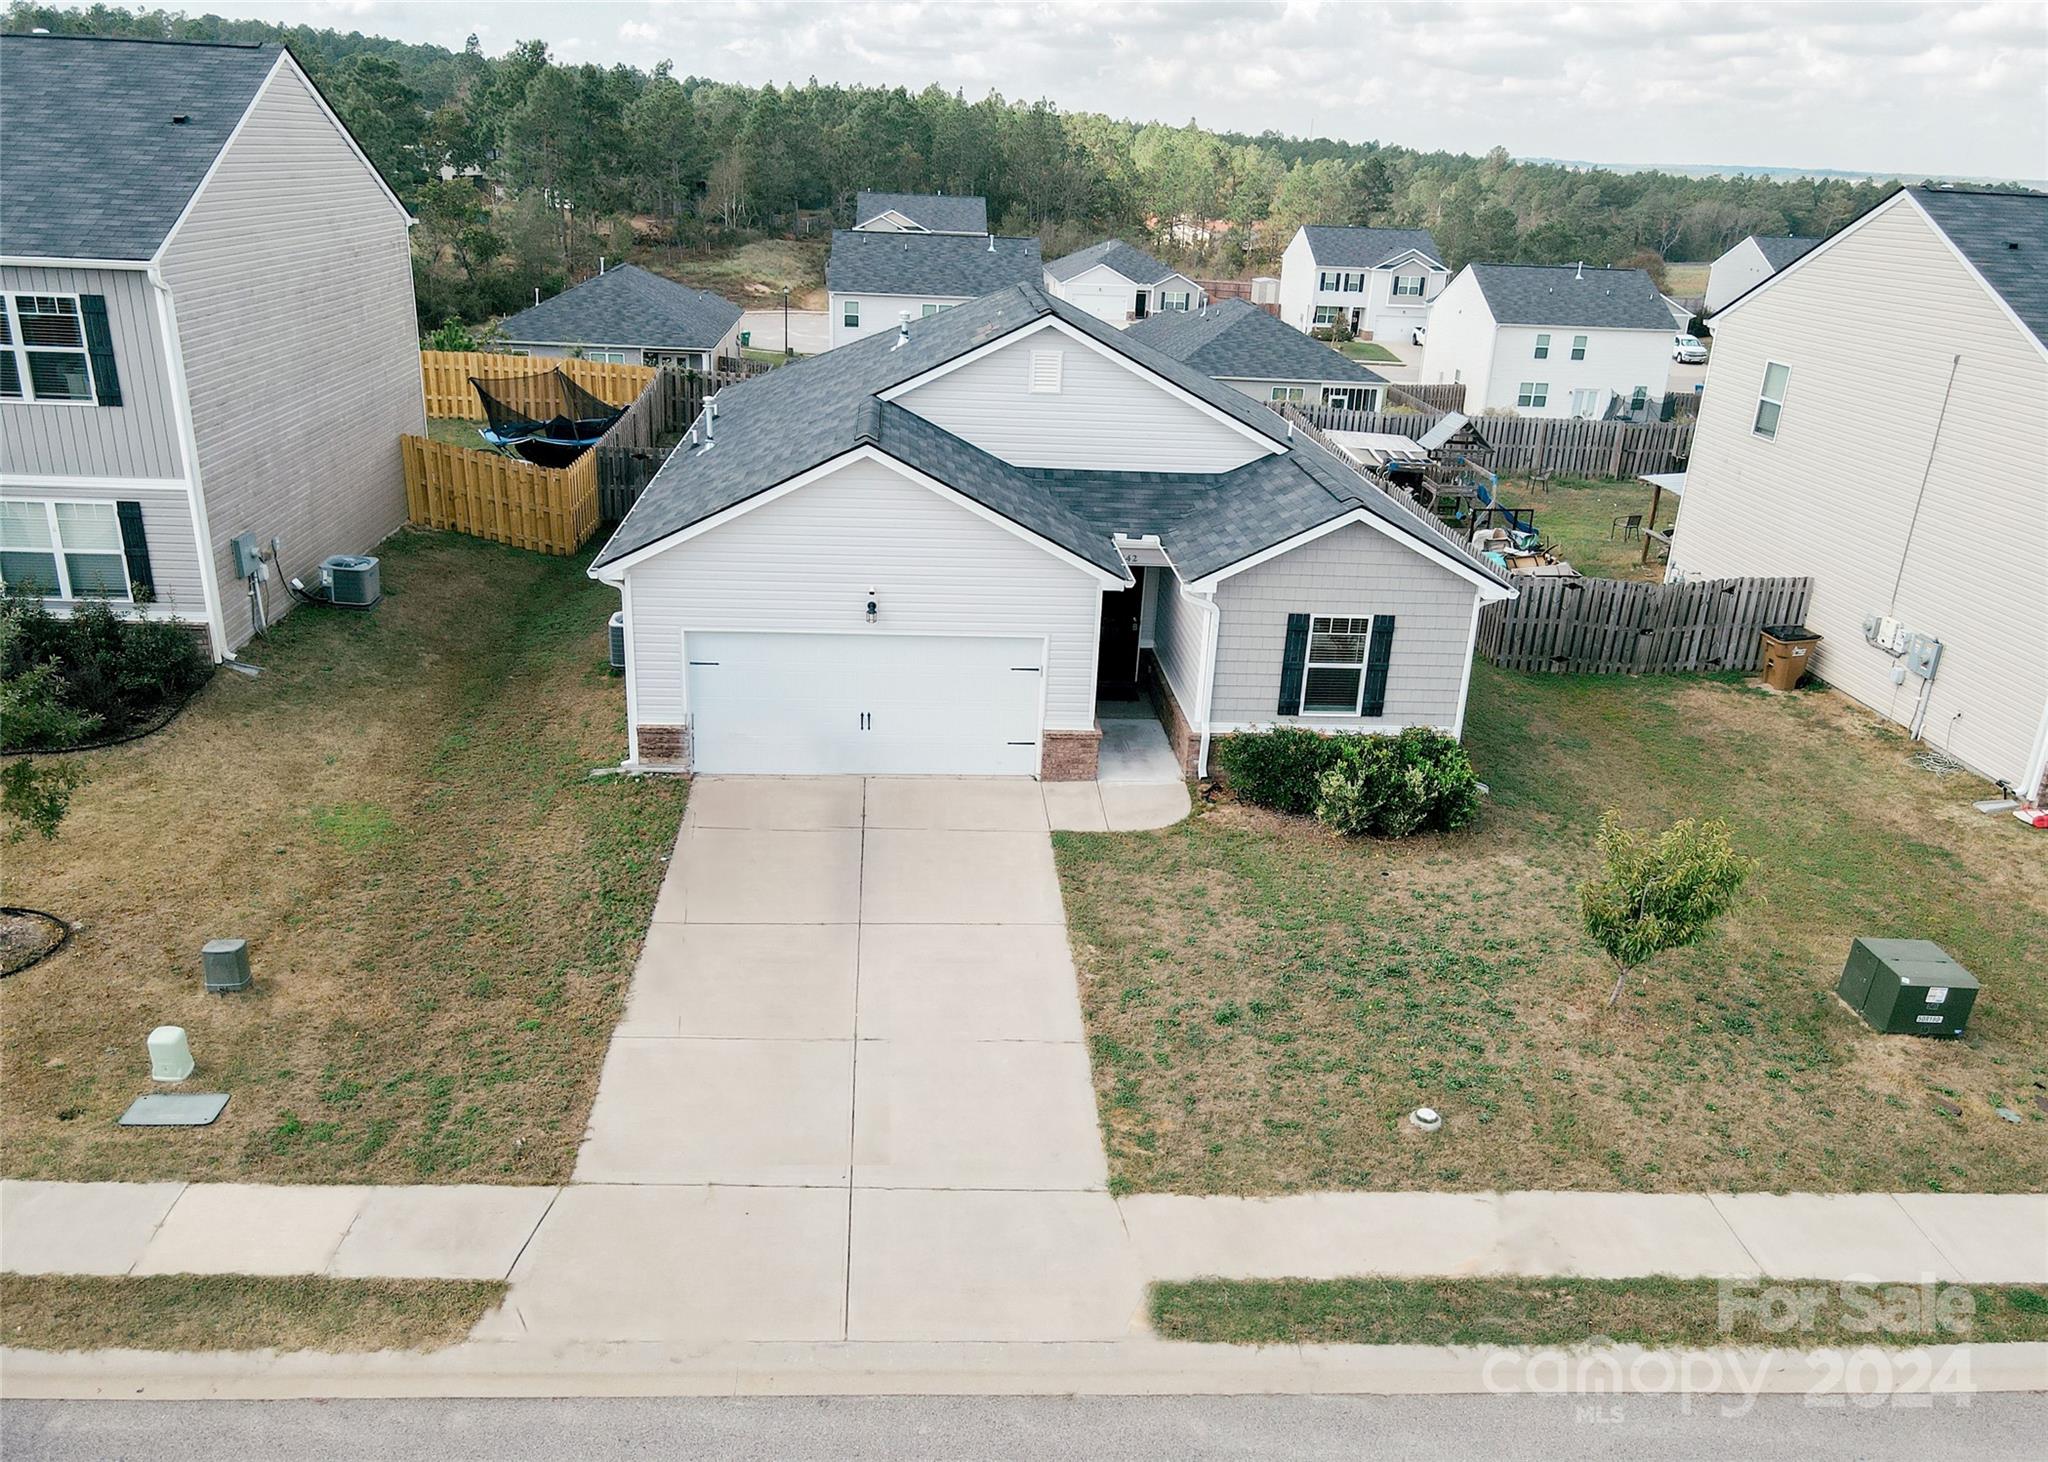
top-left (825, 230), bottom-right (1042, 349)
top-left (852, 191), bottom-right (989, 235)
top-left (1418, 263), bottom-right (1675, 420)
top-left (1703, 235), bottom-right (1820, 316)
top-left (1670, 185), bottom-right (2048, 800)
top-left (1125, 298), bottom-right (1386, 410)
top-left (1043, 239), bottom-right (1205, 328)
top-left (493, 263), bottom-right (743, 370)
top-left (590, 282), bottom-right (1515, 780)
top-left (1278, 226), bottom-right (1449, 342)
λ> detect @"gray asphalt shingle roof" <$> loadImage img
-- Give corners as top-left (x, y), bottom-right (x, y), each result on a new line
top-left (592, 282), bottom-right (1508, 592)
top-left (1125, 299), bottom-right (1386, 386)
top-left (494, 264), bottom-right (742, 352)
top-left (1299, 225), bottom-right (1446, 270)
top-left (1909, 187), bottom-right (2048, 348)
top-left (826, 230), bottom-right (1042, 299)
top-left (854, 191), bottom-right (988, 234)
top-left (1751, 235), bottom-right (1820, 269)
top-left (1044, 239), bottom-right (1183, 286)
top-left (1466, 263), bottom-right (1675, 330)
top-left (0, 33), bottom-right (280, 261)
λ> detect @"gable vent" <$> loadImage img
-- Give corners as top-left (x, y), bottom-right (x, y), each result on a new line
top-left (1029, 349), bottom-right (1063, 394)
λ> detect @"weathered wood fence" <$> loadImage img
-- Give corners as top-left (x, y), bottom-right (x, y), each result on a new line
top-left (1385, 381), bottom-right (1466, 412)
top-left (1479, 575), bottom-right (1812, 675)
top-left (595, 358), bottom-right (774, 521)
top-left (401, 435), bottom-right (599, 555)
top-left (1303, 404), bottom-right (1693, 479)
top-left (419, 350), bottom-right (658, 420)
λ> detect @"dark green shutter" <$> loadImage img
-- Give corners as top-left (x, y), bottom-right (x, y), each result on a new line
top-left (1360, 615), bottom-right (1396, 717)
top-left (116, 500), bottom-right (154, 600)
top-left (80, 295), bottom-right (122, 406)
top-left (1277, 612), bottom-right (1311, 715)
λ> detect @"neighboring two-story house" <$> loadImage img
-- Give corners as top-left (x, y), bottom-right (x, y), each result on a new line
top-left (589, 282), bottom-right (1512, 780)
top-left (1670, 186), bottom-right (2047, 800)
top-left (1125, 299), bottom-right (1386, 410)
top-left (1278, 226), bottom-right (1448, 342)
top-left (852, 191), bottom-right (989, 235)
top-left (0, 34), bottom-right (421, 658)
top-left (1703, 235), bottom-right (1820, 316)
top-left (1418, 264), bottom-right (1675, 420)
top-left (1042, 240), bottom-right (1205, 328)
top-left (493, 263), bottom-right (741, 370)
top-left (825, 231), bottom-right (1042, 349)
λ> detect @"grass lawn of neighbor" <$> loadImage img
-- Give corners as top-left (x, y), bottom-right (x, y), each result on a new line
top-left (1336, 340), bottom-right (1401, 364)
top-left (1661, 262), bottom-right (1711, 298)
top-left (1493, 474), bottom-right (1673, 582)
top-left (1056, 665), bottom-right (2048, 1196)
top-left (1, 532), bottom-right (686, 1185)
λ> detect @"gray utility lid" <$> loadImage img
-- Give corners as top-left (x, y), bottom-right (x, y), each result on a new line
top-left (119, 1092), bottom-right (230, 1126)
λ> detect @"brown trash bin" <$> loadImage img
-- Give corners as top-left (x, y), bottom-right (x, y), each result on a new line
top-left (1759, 624), bottom-right (1821, 690)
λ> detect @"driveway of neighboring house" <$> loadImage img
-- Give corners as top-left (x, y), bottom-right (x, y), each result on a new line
top-left (487, 775), bottom-right (1186, 1345)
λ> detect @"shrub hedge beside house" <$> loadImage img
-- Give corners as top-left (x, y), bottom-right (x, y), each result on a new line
top-left (1214, 726), bottom-right (1480, 838)
top-left (1, 596), bottom-right (212, 752)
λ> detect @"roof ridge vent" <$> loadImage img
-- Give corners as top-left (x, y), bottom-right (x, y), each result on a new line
top-left (855, 397), bottom-right (884, 444)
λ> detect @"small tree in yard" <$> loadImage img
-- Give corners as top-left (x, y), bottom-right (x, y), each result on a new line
top-left (1578, 812), bottom-right (1758, 1007)
top-left (2, 758), bottom-right (83, 843)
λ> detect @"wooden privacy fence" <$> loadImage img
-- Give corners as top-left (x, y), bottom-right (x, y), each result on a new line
top-left (419, 350), bottom-right (658, 420)
top-left (401, 434), bottom-right (599, 555)
top-left (1479, 575), bottom-right (1812, 676)
top-left (596, 357), bottom-right (775, 521)
top-left (1384, 381), bottom-right (1466, 413)
top-left (1303, 404), bottom-right (1693, 479)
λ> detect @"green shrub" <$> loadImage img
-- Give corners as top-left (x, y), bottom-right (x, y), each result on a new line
top-left (1313, 727), bottom-right (1481, 838)
top-left (1213, 726), bottom-right (1349, 815)
top-left (1, 594), bottom-right (210, 750)
top-left (1578, 812), bottom-right (1758, 1006)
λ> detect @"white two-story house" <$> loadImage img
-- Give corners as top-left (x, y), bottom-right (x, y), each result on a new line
top-left (0, 34), bottom-right (421, 658)
top-left (1278, 226), bottom-right (1448, 342)
top-left (1418, 264), bottom-right (1675, 420)
top-left (1043, 240), bottom-right (1205, 329)
top-left (825, 230), bottom-right (1042, 349)
top-left (1703, 235), bottom-right (1820, 316)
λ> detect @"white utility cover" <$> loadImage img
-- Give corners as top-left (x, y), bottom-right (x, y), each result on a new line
top-left (684, 630), bottom-right (1044, 775)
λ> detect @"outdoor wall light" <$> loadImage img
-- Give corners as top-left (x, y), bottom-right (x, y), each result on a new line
top-left (866, 596), bottom-right (879, 623)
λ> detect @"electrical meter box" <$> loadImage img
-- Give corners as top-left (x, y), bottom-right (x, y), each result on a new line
top-left (1836, 938), bottom-right (1978, 1037)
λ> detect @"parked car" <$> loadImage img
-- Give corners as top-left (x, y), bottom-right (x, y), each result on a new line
top-left (1673, 334), bottom-right (1709, 364)
top-left (1411, 325), bottom-right (1428, 346)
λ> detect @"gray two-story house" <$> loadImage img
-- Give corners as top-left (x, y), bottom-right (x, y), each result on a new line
top-left (0, 33), bottom-right (422, 657)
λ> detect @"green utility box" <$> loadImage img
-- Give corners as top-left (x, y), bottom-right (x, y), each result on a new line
top-left (1836, 938), bottom-right (1979, 1037)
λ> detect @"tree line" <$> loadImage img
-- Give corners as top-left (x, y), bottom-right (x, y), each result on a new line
top-left (13, 4), bottom-right (1931, 328)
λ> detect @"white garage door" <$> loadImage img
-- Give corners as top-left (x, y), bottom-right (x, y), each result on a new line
top-left (684, 631), bottom-right (1045, 776)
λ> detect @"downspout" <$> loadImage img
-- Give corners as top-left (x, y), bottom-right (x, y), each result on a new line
top-left (147, 262), bottom-right (231, 661)
top-left (1177, 577), bottom-right (1222, 780)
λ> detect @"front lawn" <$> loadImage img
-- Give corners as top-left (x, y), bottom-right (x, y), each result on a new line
top-left (1, 532), bottom-right (685, 1184)
top-left (1336, 340), bottom-right (1401, 363)
top-left (1056, 667), bottom-right (2047, 1195)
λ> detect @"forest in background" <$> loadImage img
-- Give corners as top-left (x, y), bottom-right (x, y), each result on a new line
top-left (10, 4), bottom-right (1946, 329)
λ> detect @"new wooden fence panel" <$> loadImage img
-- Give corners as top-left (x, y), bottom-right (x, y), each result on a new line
top-left (401, 435), bottom-right (598, 556)
top-left (1478, 575), bottom-right (1810, 676)
top-left (419, 350), bottom-right (658, 420)
top-left (1301, 404), bottom-right (1693, 479)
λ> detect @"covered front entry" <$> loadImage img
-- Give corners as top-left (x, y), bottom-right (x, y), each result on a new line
top-left (684, 630), bottom-right (1044, 775)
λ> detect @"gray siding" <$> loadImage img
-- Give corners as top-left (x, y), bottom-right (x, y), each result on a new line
top-left (0, 482), bottom-right (206, 621)
top-left (158, 61), bottom-right (422, 650)
top-left (0, 265), bottom-right (184, 479)
top-left (1211, 522), bottom-right (1479, 729)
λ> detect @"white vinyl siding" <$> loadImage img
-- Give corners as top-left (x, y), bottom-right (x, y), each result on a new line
top-left (892, 328), bottom-right (1271, 473)
top-left (1753, 361), bottom-right (1791, 439)
top-left (1211, 522), bottom-right (1479, 729)
top-left (156, 61), bottom-right (421, 652)
top-left (829, 291), bottom-right (968, 348)
top-left (620, 455), bottom-right (1104, 735)
top-left (1670, 195), bottom-right (2048, 791)
top-left (1041, 263), bottom-right (1202, 330)
top-left (1149, 567), bottom-right (1208, 720)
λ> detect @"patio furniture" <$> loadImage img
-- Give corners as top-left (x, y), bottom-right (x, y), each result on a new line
top-left (1610, 513), bottom-right (1643, 541)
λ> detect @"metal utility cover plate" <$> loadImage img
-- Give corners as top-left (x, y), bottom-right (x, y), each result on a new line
top-left (118, 1093), bottom-right (230, 1127)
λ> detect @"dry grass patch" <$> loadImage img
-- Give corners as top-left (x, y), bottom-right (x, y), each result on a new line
top-left (1, 531), bottom-right (685, 1184)
top-left (647, 239), bottom-right (828, 308)
top-left (1, 1274), bottom-right (504, 1353)
top-left (1057, 666), bottom-right (2048, 1195)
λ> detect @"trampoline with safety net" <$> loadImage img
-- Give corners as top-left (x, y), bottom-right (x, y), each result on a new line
top-left (470, 369), bottom-right (624, 468)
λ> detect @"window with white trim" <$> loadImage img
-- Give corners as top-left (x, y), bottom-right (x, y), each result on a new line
top-left (1630, 385), bottom-right (1649, 413)
top-left (1753, 361), bottom-right (1790, 439)
top-left (1391, 275), bottom-right (1425, 297)
top-left (1301, 615), bottom-right (1373, 715)
top-left (921, 302), bottom-right (940, 317)
top-left (1317, 270), bottom-right (1342, 292)
top-left (1158, 289), bottom-right (1192, 312)
top-left (1516, 382), bottom-right (1548, 409)
top-left (842, 299), bottom-right (860, 328)
top-left (1312, 305), bottom-right (1341, 326)
top-left (1570, 334), bottom-right (1588, 361)
top-left (1269, 385), bottom-right (1306, 403)
top-left (0, 499), bottom-right (131, 600)
top-left (580, 348), bottom-right (627, 363)
top-left (4, 295), bottom-right (95, 402)
top-left (1532, 333), bottom-right (1550, 360)
top-left (1324, 386), bottom-right (1378, 411)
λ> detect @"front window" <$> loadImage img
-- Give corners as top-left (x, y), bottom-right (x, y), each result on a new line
top-left (1753, 361), bottom-right (1791, 439)
top-left (1630, 386), bottom-right (1649, 413)
top-left (1341, 272), bottom-right (1363, 292)
top-left (1158, 290), bottom-right (1192, 312)
top-left (1318, 270), bottom-right (1342, 292)
top-left (1302, 615), bottom-right (1372, 715)
top-left (5, 295), bottom-right (95, 402)
top-left (1269, 385), bottom-right (1306, 403)
top-left (0, 499), bottom-right (130, 600)
top-left (1533, 333), bottom-right (1550, 360)
top-left (843, 299), bottom-right (860, 328)
top-left (1516, 381), bottom-right (1549, 409)
top-left (581, 349), bottom-right (627, 363)
top-left (1312, 305), bottom-right (1341, 327)
top-left (1570, 334), bottom-right (1588, 361)
top-left (1324, 386), bottom-right (1378, 411)
top-left (921, 303), bottom-right (940, 317)
top-left (1391, 275), bottom-right (1424, 297)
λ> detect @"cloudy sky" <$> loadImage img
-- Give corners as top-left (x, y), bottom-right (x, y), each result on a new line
top-left (200, 1), bottom-right (2045, 180)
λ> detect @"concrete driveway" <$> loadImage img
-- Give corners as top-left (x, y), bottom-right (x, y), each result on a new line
top-left (490, 777), bottom-right (1169, 1345)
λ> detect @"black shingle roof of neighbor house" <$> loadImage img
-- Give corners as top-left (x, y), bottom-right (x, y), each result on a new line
top-left (1751, 235), bottom-right (1821, 269)
top-left (854, 191), bottom-right (989, 234)
top-left (1044, 239), bottom-right (1184, 286)
top-left (1909, 187), bottom-right (2048, 347)
top-left (495, 264), bottom-right (742, 351)
top-left (1465, 263), bottom-right (1676, 330)
top-left (1298, 226), bottom-right (1446, 269)
top-left (0, 33), bottom-right (282, 260)
top-left (1125, 299), bottom-right (1387, 386)
top-left (826, 230), bottom-right (1042, 299)
top-left (591, 282), bottom-right (1511, 593)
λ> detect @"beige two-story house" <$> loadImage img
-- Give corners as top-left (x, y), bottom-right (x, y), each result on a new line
top-left (0, 33), bottom-right (422, 658)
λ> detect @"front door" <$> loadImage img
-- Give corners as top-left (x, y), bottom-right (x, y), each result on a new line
top-left (1096, 571), bottom-right (1144, 700)
top-left (1132, 290), bottom-right (1149, 320)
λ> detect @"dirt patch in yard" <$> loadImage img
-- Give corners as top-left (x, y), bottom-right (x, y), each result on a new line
top-left (0, 532), bottom-right (686, 1185)
top-left (1058, 666), bottom-right (2048, 1196)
